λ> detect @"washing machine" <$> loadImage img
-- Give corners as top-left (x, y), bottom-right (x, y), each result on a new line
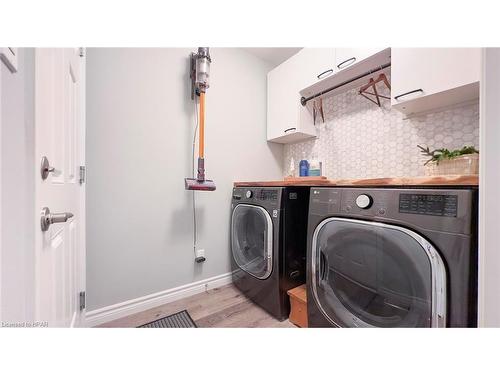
top-left (231, 186), bottom-right (310, 321)
top-left (307, 187), bottom-right (478, 328)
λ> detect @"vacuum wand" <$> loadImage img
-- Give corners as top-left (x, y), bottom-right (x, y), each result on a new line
top-left (185, 48), bottom-right (216, 191)
top-left (192, 92), bottom-right (213, 186)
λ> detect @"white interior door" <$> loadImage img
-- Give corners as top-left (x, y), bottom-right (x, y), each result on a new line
top-left (34, 48), bottom-right (85, 327)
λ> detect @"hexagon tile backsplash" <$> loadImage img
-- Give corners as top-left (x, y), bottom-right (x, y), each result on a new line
top-left (284, 84), bottom-right (479, 179)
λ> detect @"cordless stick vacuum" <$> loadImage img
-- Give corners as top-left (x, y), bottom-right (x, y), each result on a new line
top-left (185, 47), bottom-right (216, 191)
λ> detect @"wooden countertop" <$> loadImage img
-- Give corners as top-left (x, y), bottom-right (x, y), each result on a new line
top-left (234, 175), bottom-right (479, 187)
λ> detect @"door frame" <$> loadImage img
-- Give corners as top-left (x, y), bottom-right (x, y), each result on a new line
top-left (478, 48), bottom-right (500, 327)
top-left (0, 62), bottom-right (3, 324)
top-left (33, 48), bottom-right (86, 327)
top-left (77, 48), bottom-right (86, 327)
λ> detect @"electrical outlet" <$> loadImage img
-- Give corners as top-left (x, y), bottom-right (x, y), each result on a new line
top-left (195, 248), bottom-right (206, 263)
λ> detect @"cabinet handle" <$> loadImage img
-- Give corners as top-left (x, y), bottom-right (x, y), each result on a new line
top-left (337, 57), bottom-right (356, 70)
top-left (317, 69), bottom-right (334, 80)
top-left (394, 89), bottom-right (424, 101)
top-left (284, 127), bottom-right (296, 133)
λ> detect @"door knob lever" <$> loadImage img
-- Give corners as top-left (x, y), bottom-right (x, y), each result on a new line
top-left (41, 207), bottom-right (74, 231)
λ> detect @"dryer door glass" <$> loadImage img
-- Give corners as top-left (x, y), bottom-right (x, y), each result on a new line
top-left (231, 204), bottom-right (273, 279)
top-left (312, 218), bottom-right (446, 327)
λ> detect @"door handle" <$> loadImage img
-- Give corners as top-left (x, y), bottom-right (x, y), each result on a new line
top-left (319, 250), bottom-right (328, 280)
top-left (394, 89), bottom-right (424, 101)
top-left (40, 156), bottom-right (55, 180)
top-left (284, 127), bottom-right (296, 133)
top-left (41, 207), bottom-right (74, 232)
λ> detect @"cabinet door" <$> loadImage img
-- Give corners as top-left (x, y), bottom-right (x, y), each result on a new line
top-left (293, 48), bottom-right (336, 89)
top-left (267, 57), bottom-right (300, 140)
top-left (335, 48), bottom-right (384, 71)
top-left (391, 48), bottom-right (481, 107)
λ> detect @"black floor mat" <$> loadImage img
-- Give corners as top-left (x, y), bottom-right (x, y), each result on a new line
top-left (138, 310), bottom-right (197, 328)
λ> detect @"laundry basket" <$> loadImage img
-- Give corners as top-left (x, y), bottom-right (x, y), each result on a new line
top-left (425, 154), bottom-right (479, 176)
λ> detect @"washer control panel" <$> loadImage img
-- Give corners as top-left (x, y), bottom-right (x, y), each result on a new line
top-left (257, 189), bottom-right (279, 201)
top-left (355, 194), bottom-right (373, 209)
top-left (232, 188), bottom-right (279, 202)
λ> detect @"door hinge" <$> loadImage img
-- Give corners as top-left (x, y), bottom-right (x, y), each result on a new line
top-left (79, 47), bottom-right (85, 57)
top-left (79, 291), bottom-right (86, 311)
top-left (79, 166), bottom-right (86, 184)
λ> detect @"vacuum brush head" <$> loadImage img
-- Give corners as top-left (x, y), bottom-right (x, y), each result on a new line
top-left (184, 178), bottom-right (216, 191)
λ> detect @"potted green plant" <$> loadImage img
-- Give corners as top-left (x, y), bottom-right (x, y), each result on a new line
top-left (417, 145), bottom-right (479, 176)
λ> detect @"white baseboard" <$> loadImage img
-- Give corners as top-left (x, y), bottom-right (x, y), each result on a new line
top-left (84, 272), bottom-right (234, 327)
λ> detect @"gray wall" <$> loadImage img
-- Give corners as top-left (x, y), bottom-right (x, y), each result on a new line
top-left (86, 48), bottom-right (283, 310)
top-left (0, 48), bottom-right (35, 322)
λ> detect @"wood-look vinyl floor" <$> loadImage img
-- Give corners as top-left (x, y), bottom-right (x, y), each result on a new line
top-left (99, 284), bottom-right (296, 328)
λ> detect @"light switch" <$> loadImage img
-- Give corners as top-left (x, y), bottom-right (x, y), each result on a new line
top-left (0, 47), bottom-right (18, 73)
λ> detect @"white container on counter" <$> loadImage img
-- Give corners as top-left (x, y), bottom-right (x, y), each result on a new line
top-left (309, 155), bottom-right (322, 176)
top-left (425, 154), bottom-right (479, 176)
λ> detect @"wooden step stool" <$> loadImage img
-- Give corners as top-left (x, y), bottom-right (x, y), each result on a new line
top-left (287, 284), bottom-right (308, 328)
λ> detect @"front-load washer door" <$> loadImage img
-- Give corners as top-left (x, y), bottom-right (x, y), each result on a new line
top-left (231, 204), bottom-right (273, 280)
top-left (311, 218), bottom-right (447, 327)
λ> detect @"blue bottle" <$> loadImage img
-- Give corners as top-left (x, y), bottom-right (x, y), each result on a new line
top-left (299, 153), bottom-right (309, 177)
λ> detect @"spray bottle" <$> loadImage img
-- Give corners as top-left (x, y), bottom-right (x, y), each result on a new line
top-left (299, 152), bottom-right (309, 177)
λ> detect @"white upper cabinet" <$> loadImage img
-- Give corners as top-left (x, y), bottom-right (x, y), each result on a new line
top-left (391, 48), bottom-right (481, 115)
top-left (293, 48), bottom-right (336, 89)
top-left (335, 48), bottom-right (385, 72)
top-left (267, 47), bottom-right (481, 143)
top-left (267, 55), bottom-right (299, 142)
top-left (267, 48), bottom-right (332, 143)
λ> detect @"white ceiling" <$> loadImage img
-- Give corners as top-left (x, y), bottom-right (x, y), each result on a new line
top-left (244, 48), bottom-right (303, 68)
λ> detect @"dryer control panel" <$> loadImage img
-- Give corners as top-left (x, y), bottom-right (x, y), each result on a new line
top-left (399, 193), bottom-right (458, 217)
top-left (309, 187), bottom-right (475, 235)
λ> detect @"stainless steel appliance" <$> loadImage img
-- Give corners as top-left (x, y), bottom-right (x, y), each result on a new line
top-left (231, 187), bottom-right (310, 321)
top-left (307, 187), bottom-right (478, 327)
